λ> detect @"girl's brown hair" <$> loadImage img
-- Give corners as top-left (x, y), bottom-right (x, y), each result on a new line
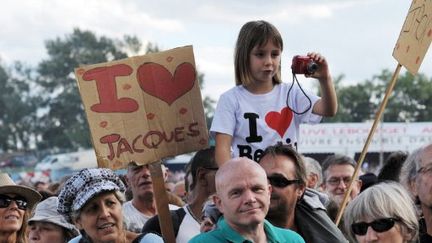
top-left (234, 20), bottom-right (283, 86)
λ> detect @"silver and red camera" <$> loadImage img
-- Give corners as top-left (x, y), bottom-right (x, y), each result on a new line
top-left (291, 55), bottom-right (318, 75)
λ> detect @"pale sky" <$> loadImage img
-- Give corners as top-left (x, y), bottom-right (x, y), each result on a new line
top-left (1, 0), bottom-right (430, 101)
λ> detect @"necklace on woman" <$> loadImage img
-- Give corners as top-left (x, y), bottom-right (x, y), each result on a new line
top-left (186, 204), bottom-right (201, 224)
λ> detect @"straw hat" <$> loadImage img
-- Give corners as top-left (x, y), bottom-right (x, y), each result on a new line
top-left (0, 173), bottom-right (42, 209)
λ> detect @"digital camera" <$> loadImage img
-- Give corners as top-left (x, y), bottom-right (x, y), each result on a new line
top-left (291, 55), bottom-right (318, 75)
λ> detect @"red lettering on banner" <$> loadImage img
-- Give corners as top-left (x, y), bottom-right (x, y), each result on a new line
top-left (100, 134), bottom-right (121, 160)
top-left (83, 64), bottom-right (139, 113)
top-left (174, 127), bottom-right (185, 142)
top-left (117, 138), bottom-right (134, 157)
top-left (422, 127), bottom-right (432, 133)
top-left (302, 128), bottom-right (326, 135)
top-left (187, 122), bottom-right (200, 137)
top-left (99, 122), bottom-right (202, 161)
top-left (82, 62), bottom-right (196, 113)
top-left (143, 131), bottom-right (164, 149)
top-left (132, 135), bottom-right (144, 152)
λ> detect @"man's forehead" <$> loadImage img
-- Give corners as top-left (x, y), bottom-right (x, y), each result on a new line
top-left (127, 163), bottom-right (149, 172)
top-left (264, 165), bottom-right (295, 179)
top-left (222, 179), bottom-right (266, 192)
top-left (261, 154), bottom-right (295, 169)
top-left (218, 170), bottom-right (266, 186)
top-left (262, 153), bottom-right (294, 162)
top-left (327, 164), bottom-right (355, 175)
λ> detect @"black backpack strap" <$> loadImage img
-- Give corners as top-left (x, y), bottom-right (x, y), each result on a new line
top-left (171, 207), bottom-right (186, 236)
top-left (142, 207), bottom-right (187, 238)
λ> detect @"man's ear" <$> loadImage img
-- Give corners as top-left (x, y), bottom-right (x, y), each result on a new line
top-left (161, 165), bottom-right (169, 182)
top-left (321, 181), bottom-right (327, 191)
top-left (213, 194), bottom-right (224, 214)
top-left (74, 217), bottom-right (83, 230)
top-left (308, 173), bottom-right (318, 188)
top-left (197, 168), bottom-right (208, 186)
top-left (124, 175), bottom-right (131, 187)
top-left (356, 179), bottom-right (363, 190)
top-left (297, 184), bottom-right (306, 197)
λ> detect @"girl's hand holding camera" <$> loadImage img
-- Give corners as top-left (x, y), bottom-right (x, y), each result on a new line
top-left (306, 52), bottom-right (331, 82)
top-left (291, 52), bottom-right (331, 82)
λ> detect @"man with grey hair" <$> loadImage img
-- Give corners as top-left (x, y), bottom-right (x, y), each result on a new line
top-left (123, 163), bottom-right (179, 233)
top-left (321, 154), bottom-right (362, 206)
top-left (303, 156), bottom-right (323, 190)
top-left (401, 143), bottom-right (432, 242)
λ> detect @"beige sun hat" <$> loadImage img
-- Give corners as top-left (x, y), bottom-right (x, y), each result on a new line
top-left (0, 173), bottom-right (42, 209)
top-left (29, 196), bottom-right (79, 236)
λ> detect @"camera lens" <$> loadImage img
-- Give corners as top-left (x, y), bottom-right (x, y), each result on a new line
top-left (307, 62), bottom-right (318, 74)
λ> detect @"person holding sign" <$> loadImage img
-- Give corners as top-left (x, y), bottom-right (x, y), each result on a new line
top-left (122, 163), bottom-right (179, 233)
top-left (210, 20), bottom-right (337, 165)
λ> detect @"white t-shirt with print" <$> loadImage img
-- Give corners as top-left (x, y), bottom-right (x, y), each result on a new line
top-left (210, 82), bottom-right (321, 161)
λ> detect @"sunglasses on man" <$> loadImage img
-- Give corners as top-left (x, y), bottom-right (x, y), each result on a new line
top-left (267, 175), bottom-right (300, 188)
top-left (351, 218), bottom-right (398, 235)
top-left (0, 195), bottom-right (28, 210)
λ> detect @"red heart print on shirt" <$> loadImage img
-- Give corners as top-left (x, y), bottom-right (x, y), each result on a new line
top-left (137, 62), bottom-right (196, 105)
top-left (265, 107), bottom-right (293, 137)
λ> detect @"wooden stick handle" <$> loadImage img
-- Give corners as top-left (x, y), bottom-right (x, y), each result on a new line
top-left (335, 64), bottom-right (402, 226)
top-left (149, 161), bottom-right (176, 243)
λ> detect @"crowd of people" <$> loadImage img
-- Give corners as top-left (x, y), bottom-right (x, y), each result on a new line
top-left (1, 142), bottom-right (431, 242)
top-left (1, 19), bottom-right (431, 243)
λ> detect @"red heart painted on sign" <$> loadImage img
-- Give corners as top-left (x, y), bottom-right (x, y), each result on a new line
top-left (137, 62), bottom-right (196, 105)
top-left (265, 107), bottom-right (293, 137)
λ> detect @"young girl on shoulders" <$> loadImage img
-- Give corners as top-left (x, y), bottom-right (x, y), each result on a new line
top-left (210, 20), bottom-right (337, 166)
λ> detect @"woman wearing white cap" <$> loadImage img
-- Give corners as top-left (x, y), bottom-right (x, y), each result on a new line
top-left (57, 168), bottom-right (162, 243)
top-left (0, 173), bottom-right (42, 243)
top-left (28, 196), bottom-right (79, 243)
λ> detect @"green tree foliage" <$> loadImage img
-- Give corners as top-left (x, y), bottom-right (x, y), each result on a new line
top-left (323, 70), bottom-right (432, 123)
top-left (376, 70), bottom-right (432, 122)
top-left (0, 62), bottom-right (41, 151)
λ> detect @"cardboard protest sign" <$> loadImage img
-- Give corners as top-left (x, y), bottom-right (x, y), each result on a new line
top-left (75, 45), bottom-right (208, 170)
top-left (393, 0), bottom-right (432, 75)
